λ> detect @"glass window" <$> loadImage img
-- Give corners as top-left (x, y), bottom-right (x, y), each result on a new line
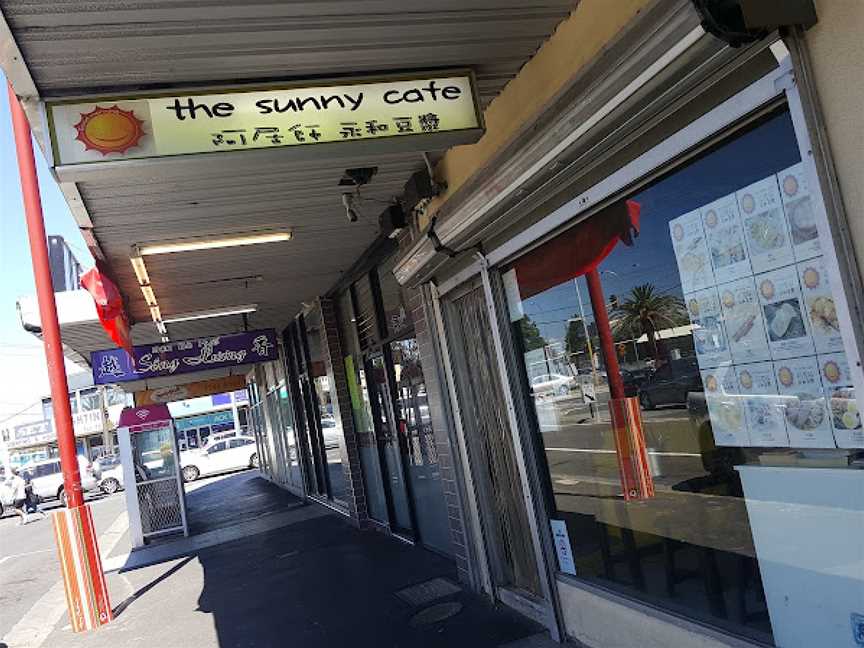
top-left (207, 441), bottom-right (227, 454)
top-left (508, 108), bottom-right (860, 645)
top-left (78, 388), bottom-right (102, 412)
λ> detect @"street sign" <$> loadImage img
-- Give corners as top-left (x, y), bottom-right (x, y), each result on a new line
top-left (582, 379), bottom-right (597, 404)
top-left (47, 71), bottom-right (484, 167)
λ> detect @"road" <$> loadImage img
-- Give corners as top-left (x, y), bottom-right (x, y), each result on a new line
top-left (0, 491), bottom-right (129, 641)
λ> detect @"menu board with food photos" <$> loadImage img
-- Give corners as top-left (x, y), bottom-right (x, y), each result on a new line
top-left (735, 362), bottom-right (790, 447)
top-left (701, 366), bottom-right (750, 446)
top-left (674, 166), bottom-right (862, 448)
top-left (669, 210), bottom-right (714, 294)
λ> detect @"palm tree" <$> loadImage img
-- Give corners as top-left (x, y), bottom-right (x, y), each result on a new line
top-left (611, 284), bottom-right (687, 361)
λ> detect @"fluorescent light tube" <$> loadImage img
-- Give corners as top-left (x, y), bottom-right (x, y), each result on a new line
top-left (130, 255), bottom-right (150, 285)
top-left (162, 304), bottom-right (257, 324)
top-left (149, 305), bottom-right (162, 322)
top-left (141, 285), bottom-right (157, 306)
top-left (138, 232), bottom-right (291, 256)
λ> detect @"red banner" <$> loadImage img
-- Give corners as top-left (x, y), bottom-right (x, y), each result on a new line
top-left (608, 396), bottom-right (655, 501)
top-left (80, 266), bottom-right (133, 359)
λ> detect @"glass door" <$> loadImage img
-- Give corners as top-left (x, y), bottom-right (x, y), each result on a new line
top-left (367, 352), bottom-right (415, 538)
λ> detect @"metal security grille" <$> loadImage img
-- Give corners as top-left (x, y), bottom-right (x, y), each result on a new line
top-left (353, 274), bottom-right (379, 351)
top-left (447, 285), bottom-right (542, 597)
top-left (137, 478), bottom-right (183, 535)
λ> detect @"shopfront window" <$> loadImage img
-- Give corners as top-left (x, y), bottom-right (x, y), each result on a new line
top-left (508, 107), bottom-right (862, 644)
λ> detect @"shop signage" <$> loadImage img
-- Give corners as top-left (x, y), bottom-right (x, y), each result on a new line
top-left (92, 329), bottom-right (278, 385)
top-left (10, 420), bottom-right (54, 449)
top-left (134, 374), bottom-right (247, 406)
top-left (47, 72), bottom-right (483, 166)
top-left (550, 519), bottom-right (577, 575)
top-left (174, 410), bottom-right (234, 432)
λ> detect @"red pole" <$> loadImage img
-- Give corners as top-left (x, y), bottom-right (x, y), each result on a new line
top-left (585, 268), bottom-right (625, 399)
top-left (7, 83), bottom-right (84, 508)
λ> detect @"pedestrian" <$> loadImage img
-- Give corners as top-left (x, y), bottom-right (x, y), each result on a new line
top-left (23, 472), bottom-right (47, 520)
top-left (6, 468), bottom-right (30, 526)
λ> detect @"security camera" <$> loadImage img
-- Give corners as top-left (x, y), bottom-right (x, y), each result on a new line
top-left (342, 193), bottom-right (359, 223)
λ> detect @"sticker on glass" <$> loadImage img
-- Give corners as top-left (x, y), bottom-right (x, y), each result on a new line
top-left (701, 365), bottom-right (750, 446)
top-left (685, 288), bottom-right (732, 369)
top-left (756, 266), bottom-right (815, 360)
top-left (737, 176), bottom-right (795, 274)
top-left (773, 356), bottom-right (835, 448)
top-left (798, 257), bottom-right (843, 354)
top-left (669, 210), bottom-right (714, 294)
top-left (701, 194), bottom-right (752, 284)
top-left (779, 162), bottom-right (821, 262)
top-left (735, 362), bottom-right (790, 447)
top-left (718, 276), bottom-right (771, 364)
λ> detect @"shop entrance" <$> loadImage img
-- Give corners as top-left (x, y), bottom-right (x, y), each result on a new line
top-left (444, 282), bottom-right (545, 610)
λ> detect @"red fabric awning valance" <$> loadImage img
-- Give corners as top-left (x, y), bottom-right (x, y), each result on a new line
top-left (80, 266), bottom-right (134, 359)
top-left (512, 199), bottom-right (641, 300)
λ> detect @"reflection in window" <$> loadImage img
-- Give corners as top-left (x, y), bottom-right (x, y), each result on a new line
top-left (508, 109), bottom-right (828, 645)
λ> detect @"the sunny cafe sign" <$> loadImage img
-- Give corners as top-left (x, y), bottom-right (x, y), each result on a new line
top-left (46, 71), bottom-right (484, 166)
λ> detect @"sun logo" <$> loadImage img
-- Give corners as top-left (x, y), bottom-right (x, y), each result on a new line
top-left (74, 105), bottom-right (144, 155)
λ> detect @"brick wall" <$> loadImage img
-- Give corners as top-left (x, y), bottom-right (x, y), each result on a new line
top-left (318, 298), bottom-right (368, 527)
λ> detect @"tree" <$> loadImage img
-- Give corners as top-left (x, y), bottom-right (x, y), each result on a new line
top-left (519, 316), bottom-right (547, 352)
top-left (611, 284), bottom-right (687, 361)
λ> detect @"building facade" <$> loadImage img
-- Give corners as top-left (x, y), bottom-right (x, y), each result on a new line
top-left (248, 2), bottom-right (864, 646)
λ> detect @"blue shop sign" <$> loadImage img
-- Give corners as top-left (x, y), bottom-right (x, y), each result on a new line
top-left (91, 329), bottom-right (278, 385)
top-left (175, 410), bottom-right (234, 431)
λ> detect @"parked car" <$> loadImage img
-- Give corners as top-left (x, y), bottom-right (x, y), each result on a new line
top-left (99, 464), bottom-right (125, 494)
top-left (1, 455), bottom-right (100, 513)
top-left (180, 435), bottom-right (258, 482)
top-left (621, 367), bottom-right (655, 397)
top-left (530, 373), bottom-right (578, 397)
top-left (94, 453), bottom-right (121, 473)
top-left (637, 358), bottom-right (703, 410)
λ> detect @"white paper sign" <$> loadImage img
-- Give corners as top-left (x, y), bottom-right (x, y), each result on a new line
top-left (701, 194), bottom-right (752, 284)
top-left (737, 176), bottom-right (795, 274)
top-left (502, 269), bottom-right (525, 323)
top-left (735, 362), bottom-right (790, 447)
top-left (797, 257), bottom-right (843, 354)
top-left (550, 519), bottom-right (577, 575)
top-left (718, 277), bottom-right (772, 364)
top-left (817, 353), bottom-right (863, 448)
top-left (669, 210), bottom-right (714, 293)
top-left (701, 365), bottom-right (750, 446)
top-left (685, 288), bottom-right (732, 369)
top-left (779, 163), bottom-right (821, 262)
top-left (774, 356), bottom-right (835, 448)
top-left (756, 266), bottom-right (815, 360)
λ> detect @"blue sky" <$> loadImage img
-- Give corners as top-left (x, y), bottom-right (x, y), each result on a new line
top-left (0, 71), bottom-right (94, 424)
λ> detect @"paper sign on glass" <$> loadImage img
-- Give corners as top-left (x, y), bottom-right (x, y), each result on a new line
top-left (755, 266), bottom-right (815, 360)
top-left (778, 163), bottom-right (822, 262)
top-left (737, 176), bottom-right (795, 274)
top-left (817, 353), bottom-right (863, 448)
top-left (797, 257), bottom-right (843, 354)
top-left (773, 356), bottom-right (835, 448)
top-left (735, 362), bottom-right (790, 447)
top-left (701, 194), bottom-right (752, 284)
top-left (685, 288), bottom-right (732, 369)
top-left (669, 210), bottom-right (714, 294)
top-left (718, 276), bottom-right (771, 364)
top-left (550, 519), bottom-right (577, 575)
top-left (701, 365), bottom-right (750, 446)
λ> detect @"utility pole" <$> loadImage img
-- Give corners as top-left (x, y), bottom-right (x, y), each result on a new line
top-left (7, 82), bottom-right (112, 632)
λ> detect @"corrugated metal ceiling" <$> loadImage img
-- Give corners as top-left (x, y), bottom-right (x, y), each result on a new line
top-left (2, 0), bottom-right (576, 357)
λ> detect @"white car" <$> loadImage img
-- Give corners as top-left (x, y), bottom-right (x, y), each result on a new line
top-left (1, 455), bottom-right (100, 513)
top-left (530, 373), bottom-right (578, 397)
top-left (179, 435), bottom-right (258, 482)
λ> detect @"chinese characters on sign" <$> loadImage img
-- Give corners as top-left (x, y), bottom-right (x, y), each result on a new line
top-left (48, 74), bottom-right (483, 166)
top-left (91, 329), bottom-right (278, 384)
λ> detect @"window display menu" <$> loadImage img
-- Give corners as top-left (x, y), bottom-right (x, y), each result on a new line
top-left (779, 162), bottom-right (821, 262)
top-left (756, 266), bottom-right (814, 360)
top-left (735, 362), bottom-right (790, 447)
top-left (737, 176), bottom-right (796, 274)
top-left (701, 366), bottom-right (750, 447)
top-left (701, 193), bottom-right (752, 284)
top-left (773, 356), bottom-right (834, 448)
top-left (798, 257), bottom-right (843, 354)
top-left (817, 353), bottom-right (862, 448)
top-left (686, 288), bottom-right (732, 369)
top-left (670, 209), bottom-right (715, 294)
top-left (717, 277), bottom-right (772, 364)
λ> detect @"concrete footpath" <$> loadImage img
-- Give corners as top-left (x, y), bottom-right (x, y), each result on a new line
top-left (34, 473), bottom-right (549, 648)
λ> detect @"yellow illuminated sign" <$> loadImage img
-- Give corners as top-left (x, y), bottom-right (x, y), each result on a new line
top-left (47, 72), bottom-right (484, 166)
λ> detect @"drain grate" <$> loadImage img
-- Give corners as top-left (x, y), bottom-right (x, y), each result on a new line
top-left (395, 577), bottom-right (462, 607)
top-left (409, 601), bottom-right (464, 627)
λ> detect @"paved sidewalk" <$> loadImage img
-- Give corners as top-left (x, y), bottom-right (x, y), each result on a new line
top-left (40, 475), bottom-right (545, 648)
